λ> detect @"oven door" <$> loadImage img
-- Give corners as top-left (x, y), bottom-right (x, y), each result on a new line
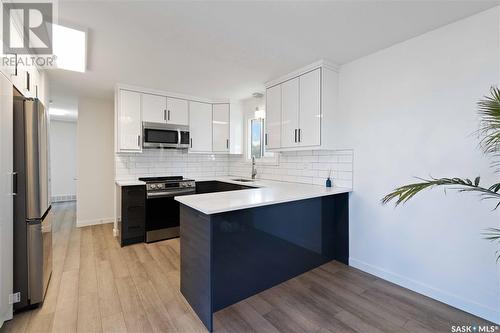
top-left (145, 189), bottom-right (195, 242)
top-left (143, 126), bottom-right (179, 149)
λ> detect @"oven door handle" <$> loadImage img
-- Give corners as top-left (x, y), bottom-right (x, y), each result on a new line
top-left (147, 189), bottom-right (196, 198)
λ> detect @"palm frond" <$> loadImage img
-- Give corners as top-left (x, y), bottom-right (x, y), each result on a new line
top-left (478, 86), bottom-right (500, 156)
top-left (483, 228), bottom-right (500, 241)
top-left (381, 177), bottom-right (500, 207)
top-left (482, 228), bottom-right (500, 262)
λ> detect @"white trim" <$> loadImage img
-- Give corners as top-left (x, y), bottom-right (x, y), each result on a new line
top-left (349, 258), bottom-right (500, 324)
top-left (265, 59), bottom-right (339, 88)
top-left (76, 217), bottom-right (114, 228)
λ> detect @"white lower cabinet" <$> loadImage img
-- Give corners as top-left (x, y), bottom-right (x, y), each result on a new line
top-left (117, 89), bottom-right (142, 152)
top-left (189, 101), bottom-right (212, 152)
top-left (212, 104), bottom-right (230, 152)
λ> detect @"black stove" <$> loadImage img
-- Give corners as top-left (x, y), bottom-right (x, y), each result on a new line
top-left (139, 176), bottom-right (196, 242)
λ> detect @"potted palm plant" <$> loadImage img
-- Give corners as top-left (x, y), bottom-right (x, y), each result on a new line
top-left (382, 87), bottom-right (500, 260)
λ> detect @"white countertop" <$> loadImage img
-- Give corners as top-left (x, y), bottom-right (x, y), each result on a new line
top-left (115, 179), bottom-right (146, 186)
top-left (175, 177), bottom-right (351, 215)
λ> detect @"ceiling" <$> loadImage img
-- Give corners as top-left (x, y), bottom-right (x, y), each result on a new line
top-left (48, 0), bottom-right (499, 108)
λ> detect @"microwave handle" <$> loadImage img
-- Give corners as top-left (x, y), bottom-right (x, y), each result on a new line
top-left (178, 129), bottom-right (182, 145)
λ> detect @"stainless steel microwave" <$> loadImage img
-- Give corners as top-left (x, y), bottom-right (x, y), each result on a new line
top-left (143, 122), bottom-right (190, 149)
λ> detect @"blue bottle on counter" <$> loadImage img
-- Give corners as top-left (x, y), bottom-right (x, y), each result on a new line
top-left (326, 177), bottom-right (332, 188)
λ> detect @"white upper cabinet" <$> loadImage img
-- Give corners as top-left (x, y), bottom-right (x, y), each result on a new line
top-left (281, 77), bottom-right (300, 148)
top-left (212, 104), bottom-right (230, 152)
top-left (139, 94), bottom-right (190, 127)
top-left (189, 101), bottom-right (212, 152)
top-left (117, 89), bottom-right (142, 152)
top-left (142, 93), bottom-right (167, 124)
top-left (265, 60), bottom-right (339, 151)
top-left (298, 69), bottom-right (321, 147)
top-left (166, 97), bottom-right (188, 126)
top-left (265, 85), bottom-right (281, 150)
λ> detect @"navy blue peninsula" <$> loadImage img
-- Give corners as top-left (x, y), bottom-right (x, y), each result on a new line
top-left (175, 179), bottom-right (351, 332)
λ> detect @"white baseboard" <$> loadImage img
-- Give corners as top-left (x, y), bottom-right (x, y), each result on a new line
top-left (76, 217), bottom-right (114, 228)
top-left (349, 258), bottom-right (500, 324)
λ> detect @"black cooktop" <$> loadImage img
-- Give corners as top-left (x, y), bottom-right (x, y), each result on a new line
top-left (139, 176), bottom-right (185, 182)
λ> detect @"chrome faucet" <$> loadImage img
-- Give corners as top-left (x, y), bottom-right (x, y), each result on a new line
top-left (251, 156), bottom-right (257, 180)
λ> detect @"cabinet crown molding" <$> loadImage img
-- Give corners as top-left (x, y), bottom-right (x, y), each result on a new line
top-left (115, 83), bottom-right (229, 104)
top-left (264, 59), bottom-right (339, 89)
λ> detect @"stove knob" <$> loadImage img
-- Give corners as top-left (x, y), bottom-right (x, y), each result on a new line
top-left (150, 184), bottom-right (157, 190)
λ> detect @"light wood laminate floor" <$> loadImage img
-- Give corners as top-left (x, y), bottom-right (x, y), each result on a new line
top-left (1, 202), bottom-right (490, 333)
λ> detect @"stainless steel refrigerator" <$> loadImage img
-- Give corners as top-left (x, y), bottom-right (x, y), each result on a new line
top-left (13, 88), bottom-right (52, 310)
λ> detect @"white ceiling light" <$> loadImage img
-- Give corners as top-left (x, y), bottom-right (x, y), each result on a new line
top-left (49, 108), bottom-right (68, 116)
top-left (53, 24), bottom-right (86, 72)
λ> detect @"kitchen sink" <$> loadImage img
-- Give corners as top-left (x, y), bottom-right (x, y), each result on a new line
top-left (231, 178), bottom-right (254, 183)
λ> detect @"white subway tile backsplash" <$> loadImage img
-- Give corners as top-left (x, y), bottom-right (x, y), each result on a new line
top-left (115, 149), bottom-right (353, 189)
top-left (229, 149), bottom-right (353, 188)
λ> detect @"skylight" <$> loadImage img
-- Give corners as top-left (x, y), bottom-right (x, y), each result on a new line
top-left (53, 24), bottom-right (86, 73)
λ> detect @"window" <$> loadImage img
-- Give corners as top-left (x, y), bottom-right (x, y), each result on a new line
top-left (247, 108), bottom-right (278, 165)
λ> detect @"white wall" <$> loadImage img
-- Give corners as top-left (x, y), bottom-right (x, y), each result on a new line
top-left (50, 120), bottom-right (77, 202)
top-left (77, 98), bottom-right (115, 227)
top-left (337, 7), bottom-right (500, 323)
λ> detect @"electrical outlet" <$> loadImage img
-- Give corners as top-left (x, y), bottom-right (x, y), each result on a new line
top-left (8, 292), bottom-right (20, 304)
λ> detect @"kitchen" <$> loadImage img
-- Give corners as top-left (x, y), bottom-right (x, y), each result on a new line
top-left (1, 1), bottom-right (499, 332)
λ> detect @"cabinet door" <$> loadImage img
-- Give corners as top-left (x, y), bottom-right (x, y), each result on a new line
top-left (166, 97), bottom-right (188, 126)
top-left (299, 68), bottom-right (321, 146)
top-left (142, 93), bottom-right (166, 124)
top-left (265, 85), bottom-right (281, 149)
top-left (189, 101), bottom-right (212, 152)
top-left (281, 78), bottom-right (299, 148)
top-left (119, 90), bottom-right (142, 151)
top-left (212, 104), bottom-right (229, 152)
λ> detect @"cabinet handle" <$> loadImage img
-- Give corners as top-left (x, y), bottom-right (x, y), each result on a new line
top-left (164, 110), bottom-right (166, 121)
top-left (265, 133), bottom-right (268, 146)
top-left (294, 129), bottom-right (297, 143)
top-left (26, 71), bottom-right (30, 91)
top-left (168, 110), bottom-right (170, 121)
top-left (298, 129), bottom-right (301, 143)
top-left (137, 135), bottom-right (141, 147)
top-left (226, 139), bottom-right (229, 149)
top-left (190, 138), bottom-right (193, 148)
top-left (14, 54), bottom-right (18, 76)
top-left (12, 172), bottom-right (18, 196)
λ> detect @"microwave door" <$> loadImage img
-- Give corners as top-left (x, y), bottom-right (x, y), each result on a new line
top-left (143, 128), bottom-right (179, 149)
